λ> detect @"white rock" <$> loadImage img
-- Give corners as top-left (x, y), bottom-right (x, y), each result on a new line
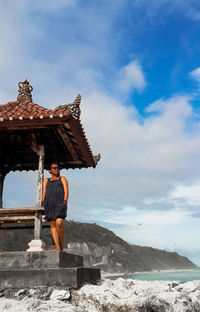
top-left (14, 289), bottom-right (26, 297)
top-left (50, 289), bottom-right (71, 301)
top-left (0, 298), bottom-right (30, 312)
top-left (0, 298), bottom-right (82, 312)
top-left (71, 278), bottom-right (200, 312)
top-left (175, 280), bottom-right (200, 294)
top-left (2, 279), bottom-right (200, 311)
top-left (28, 289), bottom-right (36, 296)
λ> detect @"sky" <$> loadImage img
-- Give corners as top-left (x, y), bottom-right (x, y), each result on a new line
top-left (1, 0), bottom-right (200, 265)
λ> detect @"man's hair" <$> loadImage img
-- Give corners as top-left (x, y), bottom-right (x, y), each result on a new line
top-left (50, 163), bottom-right (59, 169)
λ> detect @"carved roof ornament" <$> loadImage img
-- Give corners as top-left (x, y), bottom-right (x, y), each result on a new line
top-left (93, 153), bottom-right (101, 166)
top-left (67, 94), bottom-right (81, 120)
top-left (17, 78), bottom-right (33, 102)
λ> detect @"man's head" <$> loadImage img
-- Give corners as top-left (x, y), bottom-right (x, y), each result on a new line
top-left (49, 163), bottom-right (60, 176)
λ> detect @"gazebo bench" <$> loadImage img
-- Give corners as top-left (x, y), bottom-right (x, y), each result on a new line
top-left (0, 207), bottom-right (49, 232)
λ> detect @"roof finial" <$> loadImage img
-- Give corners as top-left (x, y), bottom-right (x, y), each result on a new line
top-left (93, 153), bottom-right (101, 167)
top-left (68, 94), bottom-right (81, 119)
top-left (17, 78), bottom-right (33, 102)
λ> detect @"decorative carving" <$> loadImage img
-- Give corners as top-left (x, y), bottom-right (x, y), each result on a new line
top-left (93, 153), bottom-right (101, 165)
top-left (68, 94), bottom-right (81, 120)
top-left (57, 125), bottom-right (79, 160)
top-left (17, 78), bottom-right (33, 102)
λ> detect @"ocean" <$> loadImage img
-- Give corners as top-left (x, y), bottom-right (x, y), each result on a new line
top-left (109, 269), bottom-right (200, 283)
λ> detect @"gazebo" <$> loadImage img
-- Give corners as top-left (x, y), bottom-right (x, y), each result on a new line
top-left (0, 79), bottom-right (100, 251)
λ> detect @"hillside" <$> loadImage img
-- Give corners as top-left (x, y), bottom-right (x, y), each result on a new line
top-left (0, 221), bottom-right (197, 273)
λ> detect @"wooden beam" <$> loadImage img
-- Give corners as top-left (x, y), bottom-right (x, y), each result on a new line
top-left (48, 131), bottom-right (60, 164)
top-left (59, 160), bottom-right (83, 166)
top-left (0, 115), bottom-right (71, 130)
top-left (68, 118), bottom-right (95, 167)
top-left (3, 160), bottom-right (89, 172)
top-left (51, 128), bottom-right (70, 161)
top-left (56, 125), bottom-right (79, 161)
top-left (0, 216), bottom-right (37, 223)
top-left (0, 172), bottom-right (6, 208)
top-left (0, 207), bottom-right (44, 217)
top-left (0, 223), bottom-right (50, 230)
top-left (25, 134), bottom-right (41, 155)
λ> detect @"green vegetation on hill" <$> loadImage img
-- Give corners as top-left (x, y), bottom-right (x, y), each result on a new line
top-left (0, 220), bottom-right (197, 273)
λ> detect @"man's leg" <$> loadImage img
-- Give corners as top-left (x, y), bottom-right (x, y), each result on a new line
top-left (55, 218), bottom-right (64, 250)
top-left (50, 220), bottom-right (60, 250)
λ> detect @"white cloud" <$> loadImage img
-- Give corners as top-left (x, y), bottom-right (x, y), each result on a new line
top-left (30, 0), bottom-right (77, 12)
top-left (130, 0), bottom-right (200, 22)
top-left (58, 92), bottom-right (200, 225)
top-left (143, 180), bottom-right (200, 212)
top-left (99, 206), bottom-right (200, 265)
top-left (102, 207), bottom-right (186, 226)
top-left (189, 67), bottom-right (200, 82)
top-left (116, 61), bottom-right (146, 93)
top-left (146, 95), bottom-right (192, 116)
top-left (170, 183), bottom-right (200, 207)
top-left (0, 0), bottom-right (122, 104)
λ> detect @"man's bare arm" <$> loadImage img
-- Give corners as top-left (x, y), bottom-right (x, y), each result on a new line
top-left (61, 176), bottom-right (69, 201)
top-left (42, 178), bottom-right (48, 204)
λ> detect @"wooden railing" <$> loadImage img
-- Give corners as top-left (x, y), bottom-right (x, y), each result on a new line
top-left (0, 207), bottom-right (44, 223)
top-left (0, 207), bottom-right (46, 241)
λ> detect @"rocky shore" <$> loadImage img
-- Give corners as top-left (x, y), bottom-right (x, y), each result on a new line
top-left (1, 278), bottom-right (200, 311)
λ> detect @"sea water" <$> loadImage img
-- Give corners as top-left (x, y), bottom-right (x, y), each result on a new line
top-left (123, 269), bottom-right (200, 283)
top-left (109, 269), bottom-right (200, 283)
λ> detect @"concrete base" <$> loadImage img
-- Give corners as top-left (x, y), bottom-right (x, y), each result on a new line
top-left (0, 251), bottom-right (101, 288)
top-left (27, 239), bottom-right (46, 252)
top-left (0, 267), bottom-right (101, 288)
top-left (0, 251), bottom-right (83, 269)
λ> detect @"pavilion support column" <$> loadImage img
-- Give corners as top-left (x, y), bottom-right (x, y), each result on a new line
top-left (0, 172), bottom-right (6, 208)
top-left (27, 145), bottom-right (46, 252)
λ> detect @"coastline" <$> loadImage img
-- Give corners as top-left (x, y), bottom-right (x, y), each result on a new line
top-left (101, 268), bottom-right (198, 279)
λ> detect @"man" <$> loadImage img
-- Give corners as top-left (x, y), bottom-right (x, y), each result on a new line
top-left (42, 163), bottom-right (68, 250)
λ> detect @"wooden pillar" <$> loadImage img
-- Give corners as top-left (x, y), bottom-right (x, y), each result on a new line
top-left (34, 145), bottom-right (44, 240)
top-left (27, 144), bottom-right (46, 251)
top-left (35, 145), bottom-right (44, 207)
top-left (0, 172), bottom-right (6, 208)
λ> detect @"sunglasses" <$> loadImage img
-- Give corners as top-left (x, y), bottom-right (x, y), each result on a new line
top-left (51, 166), bottom-right (60, 170)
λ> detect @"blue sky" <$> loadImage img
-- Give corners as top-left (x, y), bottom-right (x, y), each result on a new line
top-left (2, 0), bottom-right (200, 265)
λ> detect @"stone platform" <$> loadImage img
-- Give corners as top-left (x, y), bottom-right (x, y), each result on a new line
top-left (0, 251), bottom-right (83, 269)
top-left (0, 251), bottom-right (101, 288)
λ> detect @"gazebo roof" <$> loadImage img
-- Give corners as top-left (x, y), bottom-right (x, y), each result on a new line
top-left (0, 79), bottom-right (100, 173)
top-left (0, 100), bottom-right (69, 121)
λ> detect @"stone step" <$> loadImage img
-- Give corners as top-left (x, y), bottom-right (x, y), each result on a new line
top-left (0, 267), bottom-right (101, 288)
top-left (0, 251), bottom-right (83, 269)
